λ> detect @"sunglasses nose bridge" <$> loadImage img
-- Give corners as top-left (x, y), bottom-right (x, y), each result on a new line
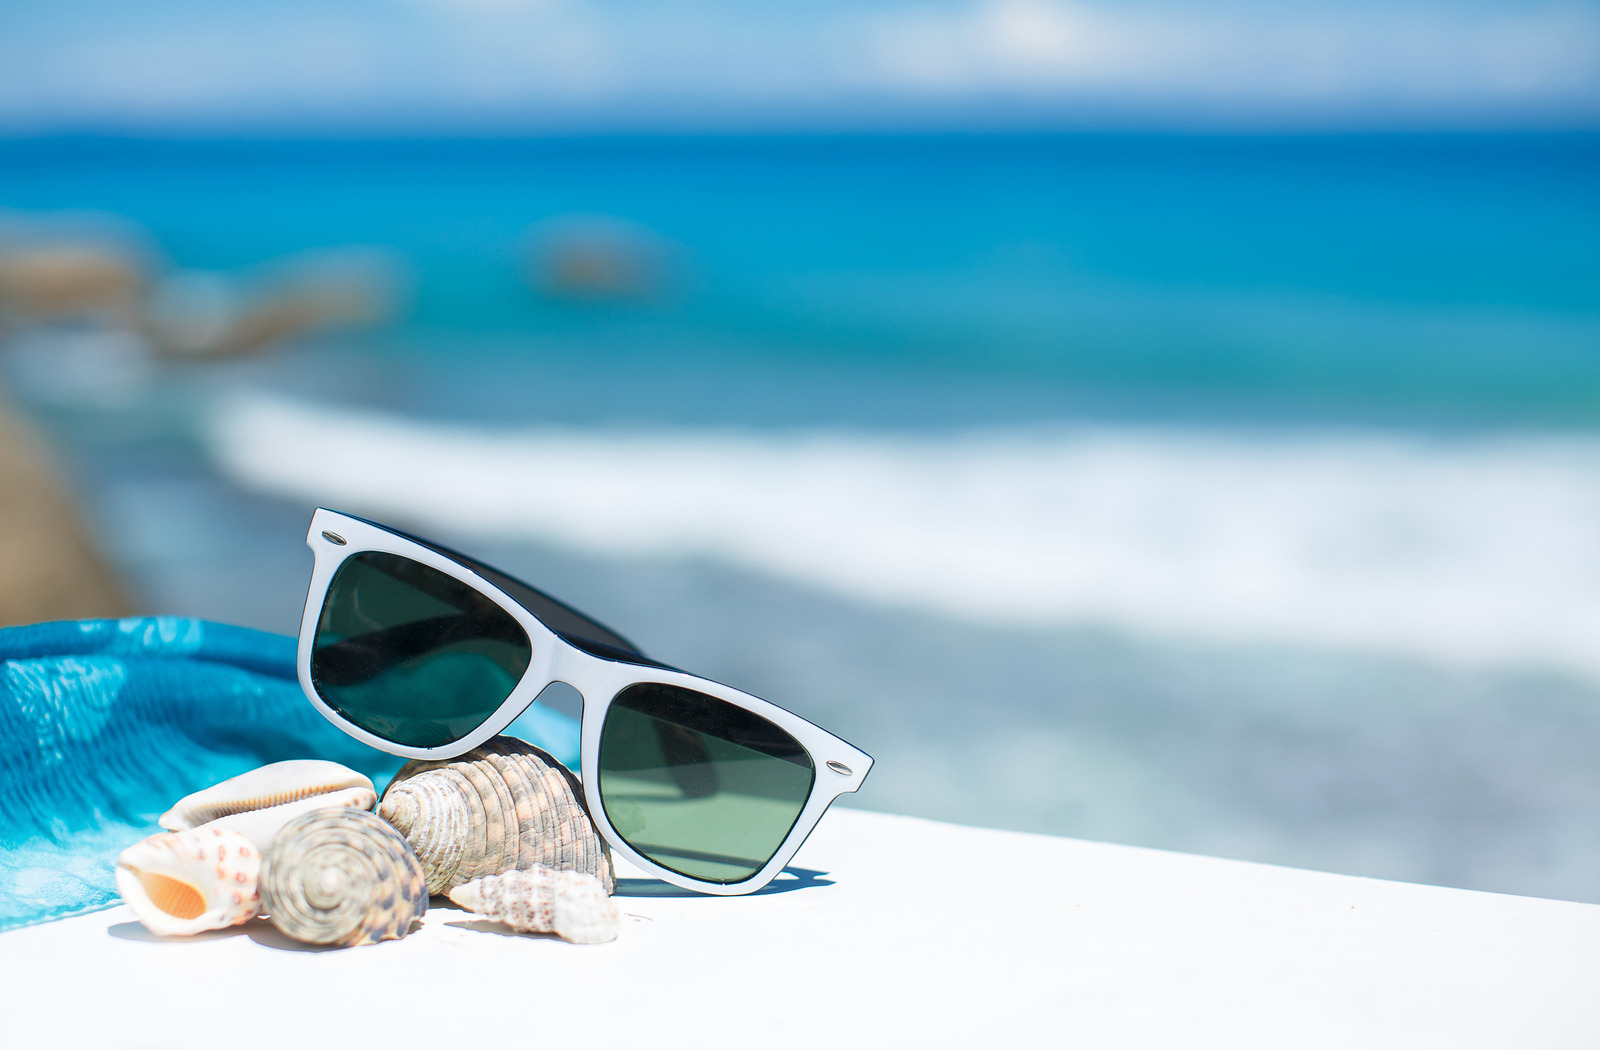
top-left (547, 643), bottom-right (620, 703)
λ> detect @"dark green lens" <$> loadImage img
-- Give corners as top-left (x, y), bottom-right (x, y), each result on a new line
top-left (311, 551), bottom-right (532, 749)
top-left (597, 683), bottom-right (814, 884)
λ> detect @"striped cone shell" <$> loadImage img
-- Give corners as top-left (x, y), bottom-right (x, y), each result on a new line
top-left (260, 807), bottom-right (427, 947)
top-left (379, 736), bottom-right (613, 895)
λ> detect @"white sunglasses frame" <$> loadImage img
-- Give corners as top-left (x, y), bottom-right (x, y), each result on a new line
top-left (296, 508), bottom-right (873, 896)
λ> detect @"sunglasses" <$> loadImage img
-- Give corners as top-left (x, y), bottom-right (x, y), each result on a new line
top-left (295, 508), bottom-right (873, 896)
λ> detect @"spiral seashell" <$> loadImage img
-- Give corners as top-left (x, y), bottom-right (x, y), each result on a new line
top-left (448, 866), bottom-right (619, 944)
top-left (116, 827), bottom-right (261, 937)
top-left (380, 736), bottom-right (613, 896)
top-left (161, 760), bottom-right (375, 831)
top-left (260, 807), bottom-right (427, 947)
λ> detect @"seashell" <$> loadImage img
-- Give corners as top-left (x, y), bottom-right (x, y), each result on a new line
top-left (205, 787), bottom-right (378, 853)
top-left (260, 807), bottom-right (427, 947)
top-left (160, 760), bottom-right (374, 831)
top-left (380, 736), bottom-right (613, 896)
top-left (448, 866), bottom-right (619, 944)
top-left (115, 827), bottom-right (261, 937)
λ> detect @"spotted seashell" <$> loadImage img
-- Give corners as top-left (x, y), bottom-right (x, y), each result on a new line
top-left (160, 760), bottom-right (375, 832)
top-left (379, 736), bottom-right (613, 896)
top-left (260, 807), bottom-right (427, 947)
top-left (448, 866), bottom-right (619, 944)
top-left (115, 827), bottom-right (261, 937)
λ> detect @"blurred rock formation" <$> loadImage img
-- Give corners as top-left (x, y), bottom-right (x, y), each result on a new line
top-left (0, 242), bottom-right (148, 328)
top-left (0, 223), bottom-right (401, 367)
top-left (143, 251), bottom-right (400, 359)
top-left (0, 391), bottom-right (132, 626)
top-left (526, 216), bottom-right (672, 304)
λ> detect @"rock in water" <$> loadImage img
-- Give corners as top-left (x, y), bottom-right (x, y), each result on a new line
top-left (0, 395), bottom-right (132, 627)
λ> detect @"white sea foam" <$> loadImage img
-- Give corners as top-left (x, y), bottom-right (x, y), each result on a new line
top-left (208, 394), bottom-right (1600, 678)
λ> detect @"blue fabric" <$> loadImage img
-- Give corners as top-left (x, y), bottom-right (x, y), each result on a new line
top-left (0, 617), bottom-right (580, 933)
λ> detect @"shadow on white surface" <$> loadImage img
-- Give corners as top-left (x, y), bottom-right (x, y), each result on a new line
top-left (614, 865), bottom-right (834, 898)
top-left (243, 920), bottom-right (366, 952)
top-left (444, 919), bottom-right (566, 941)
top-left (108, 917), bottom-right (371, 952)
top-left (107, 919), bottom-right (257, 945)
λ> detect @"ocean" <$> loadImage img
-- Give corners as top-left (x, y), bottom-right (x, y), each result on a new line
top-left (2, 132), bottom-right (1598, 901)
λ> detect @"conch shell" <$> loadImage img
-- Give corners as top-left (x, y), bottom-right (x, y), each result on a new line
top-left (161, 760), bottom-right (375, 835)
top-left (448, 866), bottom-right (619, 944)
top-left (116, 827), bottom-right (261, 937)
top-left (379, 736), bottom-right (613, 896)
top-left (260, 807), bottom-right (427, 947)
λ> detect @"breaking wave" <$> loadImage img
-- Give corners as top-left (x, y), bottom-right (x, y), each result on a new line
top-left (208, 394), bottom-right (1600, 679)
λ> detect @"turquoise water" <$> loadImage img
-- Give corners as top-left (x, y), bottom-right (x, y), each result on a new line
top-left (2, 133), bottom-right (1596, 426)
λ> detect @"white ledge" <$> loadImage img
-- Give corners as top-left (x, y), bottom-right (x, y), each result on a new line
top-left (4, 808), bottom-right (1597, 1047)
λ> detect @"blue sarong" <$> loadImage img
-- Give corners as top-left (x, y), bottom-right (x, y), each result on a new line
top-left (0, 617), bottom-right (580, 933)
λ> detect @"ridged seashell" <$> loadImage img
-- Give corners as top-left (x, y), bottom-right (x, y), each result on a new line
top-left (379, 736), bottom-right (613, 896)
top-left (260, 807), bottom-right (427, 947)
top-left (160, 760), bottom-right (374, 831)
top-left (116, 827), bottom-right (261, 937)
top-left (204, 787), bottom-right (379, 853)
top-left (448, 866), bottom-right (619, 944)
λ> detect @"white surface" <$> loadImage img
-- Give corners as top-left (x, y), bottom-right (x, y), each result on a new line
top-left (3, 808), bottom-right (1597, 1048)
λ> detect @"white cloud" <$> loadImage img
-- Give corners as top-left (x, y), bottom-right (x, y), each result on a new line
top-left (862, 0), bottom-right (1600, 115)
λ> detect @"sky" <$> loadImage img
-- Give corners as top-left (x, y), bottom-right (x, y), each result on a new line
top-left (0, 0), bottom-right (1597, 132)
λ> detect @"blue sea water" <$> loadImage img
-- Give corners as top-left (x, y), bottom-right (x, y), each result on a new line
top-left (1, 133), bottom-right (1596, 427)
top-left (4, 133), bottom-right (1600, 904)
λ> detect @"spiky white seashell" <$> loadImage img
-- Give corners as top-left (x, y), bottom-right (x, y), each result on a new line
top-left (160, 760), bottom-right (374, 831)
top-left (204, 787), bottom-right (378, 853)
top-left (380, 737), bottom-right (613, 896)
top-left (260, 807), bottom-right (427, 947)
top-left (115, 827), bottom-right (261, 937)
top-left (448, 866), bottom-right (619, 944)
